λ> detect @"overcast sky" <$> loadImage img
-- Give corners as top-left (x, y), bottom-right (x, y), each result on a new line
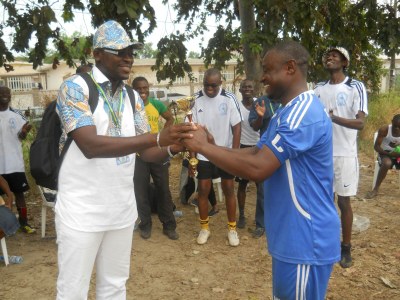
top-left (0, 0), bottom-right (232, 54)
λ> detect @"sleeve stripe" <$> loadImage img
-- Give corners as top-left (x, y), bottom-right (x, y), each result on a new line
top-left (225, 90), bottom-right (242, 121)
top-left (350, 80), bottom-right (368, 113)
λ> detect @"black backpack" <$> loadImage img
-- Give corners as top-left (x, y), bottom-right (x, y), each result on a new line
top-left (29, 72), bottom-right (136, 190)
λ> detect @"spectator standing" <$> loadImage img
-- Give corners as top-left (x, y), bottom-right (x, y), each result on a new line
top-left (365, 114), bottom-right (400, 198)
top-left (55, 20), bottom-right (193, 299)
top-left (248, 86), bottom-right (280, 238)
top-left (235, 79), bottom-right (261, 231)
top-left (132, 76), bottom-right (178, 240)
top-left (190, 68), bottom-right (242, 246)
top-left (0, 86), bottom-right (35, 234)
top-left (183, 41), bottom-right (340, 299)
top-left (315, 46), bottom-right (368, 268)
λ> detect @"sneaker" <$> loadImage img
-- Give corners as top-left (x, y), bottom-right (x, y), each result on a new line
top-left (197, 229), bottom-right (211, 245)
top-left (163, 229), bottom-right (179, 240)
top-left (251, 227), bottom-right (265, 239)
top-left (237, 216), bottom-right (246, 229)
top-left (365, 190), bottom-right (378, 199)
top-left (208, 207), bottom-right (219, 217)
top-left (191, 198), bottom-right (199, 207)
top-left (227, 229), bottom-right (240, 247)
top-left (340, 243), bottom-right (352, 268)
top-left (140, 227), bottom-right (152, 239)
top-left (20, 224), bottom-right (36, 234)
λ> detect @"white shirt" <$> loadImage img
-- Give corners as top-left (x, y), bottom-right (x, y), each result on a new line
top-left (192, 88), bottom-right (242, 161)
top-left (238, 98), bottom-right (259, 146)
top-left (56, 67), bottom-right (138, 232)
top-left (0, 108), bottom-right (26, 174)
top-left (315, 77), bottom-right (368, 157)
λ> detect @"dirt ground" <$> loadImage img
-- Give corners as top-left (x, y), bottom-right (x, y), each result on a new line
top-left (1, 152), bottom-right (399, 300)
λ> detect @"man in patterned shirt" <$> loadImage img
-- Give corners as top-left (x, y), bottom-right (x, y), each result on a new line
top-left (55, 20), bottom-right (194, 299)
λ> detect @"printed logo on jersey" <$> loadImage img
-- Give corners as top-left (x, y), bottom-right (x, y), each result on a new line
top-left (198, 108), bottom-right (203, 113)
top-left (336, 92), bottom-right (348, 106)
top-left (218, 103), bottom-right (228, 115)
top-left (8, 118), bottom-right (17, 130)
top-left (272, 134), bottom-right (284, 153)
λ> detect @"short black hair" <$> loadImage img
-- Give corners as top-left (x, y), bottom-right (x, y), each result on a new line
top-left (240, 79), bottom-right (254, 88)
top-left (269, 40), bottom-right (310, 76)
top-left (393, 114), bottom-right (400, 123)
top-left (132, 76), bottom-right (148, 88)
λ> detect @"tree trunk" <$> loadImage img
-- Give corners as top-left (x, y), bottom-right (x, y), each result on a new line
top-left (389, 0), bottom-right (398, 91)
top-left (237, 0), bottom-right (263, 96)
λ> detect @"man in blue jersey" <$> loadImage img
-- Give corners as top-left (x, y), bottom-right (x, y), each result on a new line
top-left (315, 47), bottom-right (368, 268)
top-left (183, 41), bottom-right (340, 299)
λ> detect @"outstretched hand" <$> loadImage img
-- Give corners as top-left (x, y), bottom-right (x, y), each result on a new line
top-left (255, 100), bottom-right (265, 117)
top-left (158, 122), bottom-right (196, 146)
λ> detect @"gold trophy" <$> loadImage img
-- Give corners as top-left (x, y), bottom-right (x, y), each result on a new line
top-left (172, 96), bottom-right (198, 176)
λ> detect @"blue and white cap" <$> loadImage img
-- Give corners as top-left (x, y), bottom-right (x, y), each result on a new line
top-left (93, 20), bottom-right (143, 50)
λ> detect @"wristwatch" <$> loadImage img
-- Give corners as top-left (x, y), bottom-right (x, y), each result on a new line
top-left (189, 157), bottom-right (199, 167)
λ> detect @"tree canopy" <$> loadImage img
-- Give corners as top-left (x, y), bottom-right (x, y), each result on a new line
top-left (0, 0), bottom-right (399, 93)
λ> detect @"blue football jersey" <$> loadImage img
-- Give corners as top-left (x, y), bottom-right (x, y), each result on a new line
top-left (257, 91), bottom-right (340, 265)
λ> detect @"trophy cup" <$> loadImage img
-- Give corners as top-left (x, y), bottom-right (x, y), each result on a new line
top-left (173, 96), bottom-right (198, 177)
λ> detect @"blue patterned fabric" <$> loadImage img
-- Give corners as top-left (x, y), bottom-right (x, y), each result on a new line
top-left (93, 20), bottom-right (143, 50)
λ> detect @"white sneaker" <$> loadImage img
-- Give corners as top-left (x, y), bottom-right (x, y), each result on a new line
top-left (228, 229), bottom-right (240, 247)
top-left (197, 229), bottom-right (211, 245)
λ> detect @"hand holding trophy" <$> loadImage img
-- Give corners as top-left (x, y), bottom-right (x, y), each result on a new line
top-left (173, 96), bottom-right (198, 177)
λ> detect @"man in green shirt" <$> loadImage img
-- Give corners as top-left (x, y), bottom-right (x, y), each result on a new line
top-left (132, 77), bottom-right (178, 240)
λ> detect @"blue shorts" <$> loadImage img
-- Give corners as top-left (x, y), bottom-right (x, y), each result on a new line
top-left (0, 205), bottom-right (19, 236)
top-left (272, 258), bottom-right (333, 300)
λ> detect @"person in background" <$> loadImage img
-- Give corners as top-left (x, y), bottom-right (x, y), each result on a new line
top-left (190, 68), bottom-right (242, 247)
top-left (235, 79), bottom-right (261, 232)
top-left (315, 46), bottom-right (368, 268)
top-left (0, 86), bottom-right (34, 234)
top-left (132, 76), bottom-right (179, 240)
top-left (55, 20), bottom-right (194, 299)
top-left (248, 84), bottom-right (280, 239)
top-left (183, 40), bottom-right (340, 300)
top-left (365, 114), bottom-right (400, 199)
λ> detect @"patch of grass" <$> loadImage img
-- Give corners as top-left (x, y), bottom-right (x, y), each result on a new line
top-left (359, 92), bottom-right (400, 157)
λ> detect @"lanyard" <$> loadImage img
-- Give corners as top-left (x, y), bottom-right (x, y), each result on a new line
top-left (89, 72), bottom-right (123, 128)
top-left (269, 101), bottom-right (281, 115)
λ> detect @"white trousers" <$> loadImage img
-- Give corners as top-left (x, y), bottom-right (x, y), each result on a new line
top-left (56, 216), bottom-right (134, 300)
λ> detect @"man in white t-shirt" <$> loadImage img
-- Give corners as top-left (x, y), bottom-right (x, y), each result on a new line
top-left (235, 79), bottom-right (262, 234)
top-left (0, 86), bottom-right (34, 234)
top-left (190, 68), bottom-right (242, 246)
top-left (314, 47), bottom-right (368, 268)
top-left (55, 20), bottom-right (194, 299)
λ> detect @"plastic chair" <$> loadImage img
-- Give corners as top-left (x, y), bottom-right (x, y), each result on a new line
top-left (372, 132), bottom-right (400, 189)
top-left (1, 237), bottom-right (9, 266)
top-left (37, 186), bottom-right (56, 238)
top-left (193, 177), bottom-right (224, 203)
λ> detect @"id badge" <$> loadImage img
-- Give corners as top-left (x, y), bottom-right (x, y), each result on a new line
top-left (116, 155), bottom-right (130, 165)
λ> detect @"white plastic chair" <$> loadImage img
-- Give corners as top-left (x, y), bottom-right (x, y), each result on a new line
top-left (194, 177), bottom-right (224, 203)
top-left (372, 132), bottom-right (400, 189)
top-left (37, 186), bottom-right (56, 238)
top-left (1, 237), bottom-right (9, 266)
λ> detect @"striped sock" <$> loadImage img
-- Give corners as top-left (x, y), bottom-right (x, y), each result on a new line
top-left (200, 217), bottom-right (210, 231)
